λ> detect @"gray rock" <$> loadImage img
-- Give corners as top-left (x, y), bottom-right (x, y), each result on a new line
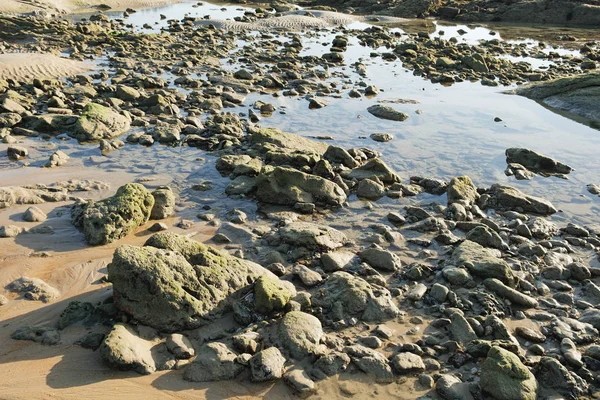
top-left (0, 225), bottom-right (24, 237)
top-left (346, 158), bottom-right (399, 184)
top-left (356, 178), bottom-right (385, 199)
top-left (254, 275), bottom-right (293, 313)
top-left (488, 184), bottom-right (557, 215)
top-left (150, 186), bottom-right (175, 220)
top-left (7, 277), bottom-right (59, 302)
top-left (312, 352), bottom-right (351, 378)
top-left (449, 240), bottom-right (514, 285)
top-left (505, 148), bottom-right (572, 175)
top-left (44, 150), bottom-right (69, 168)
top-left (484, 278), bottom-right (538, 308)
top-left (249, 347), bottom-right (286, 382)
top-left (359, 247), bottom-right (401, 271)
top-left (280, 222), bottom-right (347, 251)
top-left (100, 323), bottom-right (158, 375)
top-left (391, 352), bottom-right (425, 374)
top-left (284, 369), bottom-right (316, 398)
top-left (7, 145), bottom-right (28, 160)
top-left (370, 132), bottom-right (393, 142)
top-left (535, 356), bottom-right (588, 398)
top-left (22, 206), bottom-right (47, 222)
top-left (321, 251), bottom-right (355, 272)
top-left (166, 333), bottom-right (195, 359)
top-left (278, 311), bottom-right (323, 359)
top-left (58, 301), bottom-right (95, 329)
top-left (344, 344), bottom-right (394, 383)
top-left (367, 104), bottom-right (409, 121)
top-left (183, 342), bottom-right (243, 381)
top-left (11, 325), bottom-right (60, 345)
top-left (466, 226), bottom-right (508, 250)
top-left (449, 311), bottom-right (478, 344)
top-left (436, 374), bottom-right (475, 400)
top-left (447, 176), bottom-right (479, 206)
top-left (69, 103), bottom-right (130, 142)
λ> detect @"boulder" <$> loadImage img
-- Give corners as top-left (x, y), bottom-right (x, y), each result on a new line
top-left (344, 345), bottom-right (394, 383)
top-left (488, 184), bottom-right (557, 215)
top-left (71, 183), bottom-right (154, 245)
top-left (44, 150), bottom-right (69, 168)
top-left (69, 102), bottom-right (130, 142)
top-left (108, 232), bottom-right (272, 332)
top-left (359, 247), bottom-right (401, 271)
top-left (466, 226), bottom-right (508, 250)
top-left (480, 346), bottom-right (537, 400)
top-left (100, 323), bottom-right (160, 375)
top-left (254, 275), bottom-right (293, 313)
top-left (450, 240), bottom-right (514, 286)
top-left (535, 356), bottom-right (588, 398)
top-left (255, 166), bottom-right (346, 207)
top-left (7, 276), bottom-right (59, 302)
top-left (279, 222), bottom-right (347, 251)
top-left (278, 311), bottom-right (323, 359)
top-left (250, 127), bottom-right (327, 156)
top-left (346, 158), bottom-right (399, 183)
top-left (311, 271), bottom-right (400, 321)
top-left (250, 347), bottom-right (286, 381)
top-left (183, 342), bottom-right (244, 382)
top-left (22, 206), bottom-right (47, 222)
top-left (390, 352), bottom-right (426, 374)
top-left (150, 186), bottom-right (175, 220)
top-left (505, 148), bottom-right (572, 175)
top-left (447, 176), bottom-right (479, 206)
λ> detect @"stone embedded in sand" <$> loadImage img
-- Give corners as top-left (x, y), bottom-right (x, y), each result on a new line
top-left (100, 323), bottom-right (158, 375)
top-left (449, 240), bottom-right (514, 286)
top-left (116, 84), bottom-right (141, 101)
top-left (0, 112), bottom-right (21, 128)
top-left (367, 104), bottom-right (409, 121)
top-left (183, 342), bottom-right (244, 382)
top-left (279, 221), bottom-right (347, 251)
top-left (278, 311), bottom-right (324, 359)
top-left (255, 166), bottom-right (346, 207)
top-left (250, 347), bottom-right (286, 382)
top-left (69, 102), bottom-right (131, 142)
top-left (71, 183), bottom-right (154, 246)
top-left (7, 145), bottom-right (28, 160)
top-left (58, 301), bottom-right (95, 329)
top-left (22, 206), bottom-right (47, 222)
top-left (480, 346), bottom-right (537, 400)
top-left (7, 276), bottom-right (59, 302)
top-left (344, 344), bottom-right (394, 383)
top-left (505, 148), bottom-right (573, 175)
top-left (488, 184), bottom-right (557, 215)
top-left (108, 232), bottom-right (273, 332)
top-left (250, 127), bottom-right (328, 156)
top-left (0, 224), bottom-right (24, 237)
top-left (11, 325), bottom-right (60, 345)
top-left (391, 352), bottom-right (426, 374)
top-left (44, 150), bottom-right (69, 168)
top-left (311, 271), bottom-right (400, 322)
top-left (150, 186), bottom-right (175, 220)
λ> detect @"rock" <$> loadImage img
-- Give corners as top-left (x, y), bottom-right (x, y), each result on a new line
top-left (535, 356), bottom-right (588, 398)
top-left (250, 347), bottom-right (286, 382)
top-left (488, 184), bottom-right (557, 215)
top-left (480, 346), bottom-right (537, 400)
top-left (234, 69), bottom-right (253, 80)
top-left (561, 338), bottom-right (583, 368)
top-left (11, 326), bottom-right (60, 345)
top-left (7, 277), bottom-right (59, 302)
top-left (233, 332), bottom-right (260, 354)
top-left (22, 206), bottom-right (47, 222)
top-left (359, 247), bottom-right (401, 271)
top-left (254, 275), bottom-right (292, 313)
top-left (308, 98), bottom-right (327, 109)
top-left (150, 186), bottom-right (175, 220)
top-left (447, 176), bottom-right (479, 206)
top-left (72, 183), bottom-right (154, 245)
top-left (344, 345), bottom-right (394, 383)
top-left (44, 150), bottom-right (69, 167)
top-left (391, 352), bottom-right (426, 374)
top-left (370, 133), bottom-right (393, 142)
top-left (116, 85), bottom-right (141, 101)
top-left (226, 175), bottom-right (257, 196)
top-left (505, 148), bottom-right (572, 175)
top-left (183, 342), bottom-right (244, 382)
top-left (466, 226), bottom-right (508, 250)
top-left (311, 271), bottom-right (400, 322)
top-left (515, 326), bottom-right (546, 343)
top-left (166, 334), bottom-right (195, 359)
top-left (462, 54), bottom-right (489, 73)
top-left (7, 145), bottom-right (28, 160)
top-left (449, 311), bottom-right (478, 344)
top-left (436, 374), bottom-right (475, 400)
top-left (0, 295), bottom-right (7, 305)
top-left (284, 369), bottom-right (315, 398)
top-left (387, 212), bottom-right (406, 225)
top-left (321, 251), bottom-right (355, 272)
top-left (0, 225), bottom-right (24, 237)
top-left (278, 311), bottom-right (323, 359)
top-left (58, 301), bottom-right (95, 329)
top-left (76, 332), bottom-right (105, 350)
top-left (324, 146), bottom-right (358, 168)
top-left (100, 323), bottom-right (157, 375)
top-left (347, 158), bottom-right (399, 183)
top-left (367, 104), bottom-right (409, 121)
top-left (293, 265), bottom-right (323, 287)
top-left (484, 279), bottom-right (538, 308)
top-left (356, 178), bottom-right (385, 199)
top-left (450, 240), bottom-right (514, 285)
top-left (279, 222), bottom-right (347, 251)
top-left (443, 267), bottom-right (472, 285)
top-left (312, 352), bottom-right (351, 378)
top-left (430, 283), bottom-right (449, 303)
top-left (255, 166), bottom-right (346, 207)
top-left (69, 103), bottom-right (130, 142)
top-left (151, 121), bottom-right (181, 143)
top-left (108, 232), bottom-right (273, 332)
top-left (148, 222), bottom-right (168, 232)
top-left (0, 112), bottom-right (21, 127)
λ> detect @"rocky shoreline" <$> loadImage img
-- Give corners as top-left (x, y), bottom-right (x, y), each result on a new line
top-left (1, 2), bottom-right (600, 400)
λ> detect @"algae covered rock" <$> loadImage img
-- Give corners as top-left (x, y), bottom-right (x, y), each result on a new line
top-left (254, 275), bottom-right (293, 313)
top-left (279, 222), bottom-right (347, 251)
top-left (255, 166), bottom-right (346, 207)
top-left (447, 176), bottom-right (479, 206)
top-left (69, 102), bottom-right (131, 142)
top-left (108, 232), bottom-right (273, 332)
top-left (449, 240), bottom-right (514, 286)
top-left (99, 323), bottom-right (158, 375)
top-left (12, 325), bottom-right (60, 345)
top-left (488, 184), bottom-right (557, 215)
top-left (150, 186), bottom-right (175, 220)
top-left (250, 127), bottom-right (328, 156)
top-left (278, 311), bottom-right (323, 359)
top-left (480, 346), bottom-right (537, 400)
top-left (250, 347), bottom-right (287, 382)
top-left (72, 183), bottom-right (154, 245)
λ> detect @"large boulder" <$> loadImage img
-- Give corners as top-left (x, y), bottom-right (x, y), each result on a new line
top-left (480, 346), bottom-right (538, 400)
top-left (69, 102), bottom-right (131, 142)
top-left (108, 232), bottom-right (273, 332)
top-left (505, 148), bottom-right (572, 175)
top-left (71, 183), bottom-right (154, 245)
top-left (255, 166), bottom-right (346, 207)
top-left (311, 271), bottom-right (400, 321)
top-left (488, 184), bottom-right (557, 215)
top-left (278, 311), bottom-right (323, 359)
top-left (449, 240), bottom-right (514, 286)
top-left (183, 342), bottom-right (244, 382)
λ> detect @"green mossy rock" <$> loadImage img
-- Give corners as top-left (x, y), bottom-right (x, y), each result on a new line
top-left (480, 346), bottom-right (538, 400)
top-left (254, 275), bottom-right (292, 314)
top-left (447, 176), bottom-right (479, 206)
top-left (69, 102), bottom-right (131, 142)
top-left (72, 183), bottom-right (154, 246)
top-left (449, 240), bottom-right (515, 286)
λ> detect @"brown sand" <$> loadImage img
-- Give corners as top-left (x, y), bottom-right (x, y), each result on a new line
top-left (0, 53), bottom-right (91, 81)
